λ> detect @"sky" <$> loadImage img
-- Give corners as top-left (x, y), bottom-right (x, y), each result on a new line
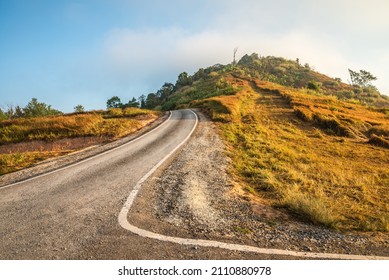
top-left (1, 0), bottom-right (389, 113)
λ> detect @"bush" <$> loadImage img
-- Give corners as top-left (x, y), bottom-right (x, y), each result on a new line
top-left (307, 81), bottom-right (321, 91)
top-left (336, 90), bottom-right (355, 100)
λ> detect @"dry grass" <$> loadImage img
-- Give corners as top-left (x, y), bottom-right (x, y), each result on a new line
top-left (0, 108), bottom-right (161, 175)
top-left (0, 151), bottom-right (69, 175)
top-left (199, 77), bottom-right (389, 232)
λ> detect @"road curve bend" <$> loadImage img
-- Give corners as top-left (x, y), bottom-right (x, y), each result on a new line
top-left (0, 109), bottom-right (197, 259)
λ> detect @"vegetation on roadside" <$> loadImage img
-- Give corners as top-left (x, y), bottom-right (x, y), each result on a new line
top-left (2, 52), bottom-right (388, 233)
top-left (150, 54), bottom-right (389, 232)
top-left (196, 77), bottom-right (389, 232)
top-left (0, 107), bottom-right (161, 175)
top-left (0, 98), bottom-right (62, 120)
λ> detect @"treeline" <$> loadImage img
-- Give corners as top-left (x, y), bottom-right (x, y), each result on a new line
top-left (107, 64), bottom-right (227, 111)
top-left (0, 98), bottom-right (62, 120)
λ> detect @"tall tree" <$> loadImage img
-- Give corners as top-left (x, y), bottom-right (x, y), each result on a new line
top-left (126, 97), bottom-right (139, 108)
top-left (138, 94), bottom-right (146, 108)
top-left (144, 93), bottom-right (159, 109)
top-left (106, 96), bottom-right (122, 108)
top-left (348, 69), bottom-right (377, 87)
top-left (23, 98), bottom-right (61, 117)
top-left (74, 104), bottom-right (85, 113)
top-left (157, 82), bottom-right (175, 100)
top-left (0, 108), bottom-right (6, 120)
top-left (175, 72), bottom-right (192, 88)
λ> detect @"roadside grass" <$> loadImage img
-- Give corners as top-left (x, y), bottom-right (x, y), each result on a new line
top-left (0, 108), bottom-right (161, 175)
top-left (198, 76), bottom-right (389, 232)
top-left (0, 151), bottom-right (69, 175)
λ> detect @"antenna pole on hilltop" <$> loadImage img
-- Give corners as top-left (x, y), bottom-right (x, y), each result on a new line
top-left (233, 47), bottom-right (238, 66)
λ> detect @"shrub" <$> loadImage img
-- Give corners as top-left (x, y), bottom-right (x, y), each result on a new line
top-left (307, 81), bottom-right (321, 91)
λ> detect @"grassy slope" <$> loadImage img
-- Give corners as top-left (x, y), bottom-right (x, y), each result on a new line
top-left (0, 108), bottom-right (161, 175)
top-left (170, 68), bottom-right (389, 232)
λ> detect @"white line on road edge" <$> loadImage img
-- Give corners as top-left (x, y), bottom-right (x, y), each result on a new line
top-left (119, 110), bottom-right (389, 260)
top-left (0, 112), bottom-right (172, 190)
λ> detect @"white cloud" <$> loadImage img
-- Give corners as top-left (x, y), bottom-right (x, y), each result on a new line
top-left (100, 0), bottom-right (389, 96)
top-left (102, 26), bottom-right (349, 80)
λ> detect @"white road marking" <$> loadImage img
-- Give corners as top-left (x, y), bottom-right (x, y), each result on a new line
top-left (0, 112), bottom-right (172, 190)
top-left (119, 110), bottom-right (389, 260)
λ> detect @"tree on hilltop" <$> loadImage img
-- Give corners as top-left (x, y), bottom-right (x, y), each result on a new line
top-left (348, 69), bottom-right (377, 88)
top-left (126, 97), bottom-right (139, 108)
top-left (106, 96), bottom-right (123, 109)
top-left (74, 104), bottom-right (85, 113)
top-left (23, 98), bottom-right (62, 117)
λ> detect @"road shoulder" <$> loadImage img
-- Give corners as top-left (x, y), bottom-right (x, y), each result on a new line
top-left (128, 109), bottom-right (389, 259)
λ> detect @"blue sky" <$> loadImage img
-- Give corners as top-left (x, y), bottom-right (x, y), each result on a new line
top-left (1, 0), bottom-right (389, 112)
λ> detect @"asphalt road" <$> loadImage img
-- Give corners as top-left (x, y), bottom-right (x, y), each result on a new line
top-left (0, 109), bottom-right (200, 259)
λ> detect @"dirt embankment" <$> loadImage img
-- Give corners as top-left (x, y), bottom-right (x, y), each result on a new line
top-left (130, 110), bottom-right (389, 258)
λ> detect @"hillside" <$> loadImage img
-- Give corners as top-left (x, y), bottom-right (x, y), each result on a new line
top-left (158, 55), bottom-right (389, 232)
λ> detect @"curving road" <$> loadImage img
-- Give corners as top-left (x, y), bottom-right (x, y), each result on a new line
top-left (1, 109), bottom-right (387, 260)
top-left (0, 109), bottom-right (197, 259)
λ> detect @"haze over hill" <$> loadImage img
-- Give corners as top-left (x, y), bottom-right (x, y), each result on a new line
top-left (1, 0), bottom-right (389, 112)
top-left (139, 53), bottom-right (389, 110)
top-left (135, 54), bottom-right (388, 232)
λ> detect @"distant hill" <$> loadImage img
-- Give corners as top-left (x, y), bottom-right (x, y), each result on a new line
top-left (153, 54), bottom-right (389, 232)
top-left (157, 53), bottom-right (389, 110)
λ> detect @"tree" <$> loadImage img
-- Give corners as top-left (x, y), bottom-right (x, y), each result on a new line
top-left (74, 104), bottom-right (85, 113)
top-left (138, 94), bottom-right (146, 108)
top-left (106, 96), bottom-right (122, 108)
top-left (348, 69), bottom-right (377, 87)
top-left (144, 93), bottom-right (159, 109)
top-left (23, 98), bottom-right (61, 117)
top-left (193, 68), bottom-right (206, 81)
top-left (14, 105), bottom-right (24, 118)
top-left (175, 72), bottom-right (192, 88)
top-left (126, 97), bottom-right (139, 108)
top-left (157, 82), bottom-right (175, 100)
top-left (0, 108), bottom-right (6, 120)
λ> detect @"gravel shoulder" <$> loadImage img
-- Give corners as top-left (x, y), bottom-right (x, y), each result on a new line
top-left (1, 109), bottom-right (387, 260)
top-left (0, 113), bottom-right (169, 188)
top-left (130, 109), bottom-right (389, 259)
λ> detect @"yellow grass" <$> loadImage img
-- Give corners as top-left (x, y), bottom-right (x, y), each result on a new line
top-left (0, 151), bottom-right (69, 175)
top-left (200, 77), bottom-right (389, 232)
top-left (0, 109), bottom-right (161, 175)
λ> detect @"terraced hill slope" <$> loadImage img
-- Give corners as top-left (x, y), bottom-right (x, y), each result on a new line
top-left (160, 55), bottom-right (389, 232)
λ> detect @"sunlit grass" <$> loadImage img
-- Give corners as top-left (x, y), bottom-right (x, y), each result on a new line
top-left (0, 108), bottom-right (162, 175)
top-left (199, 76), bottom-right (389, 232)
top-left (0, 109), bottom-right (161, 144)
top-left (0, 151), bottom-right (69, 175)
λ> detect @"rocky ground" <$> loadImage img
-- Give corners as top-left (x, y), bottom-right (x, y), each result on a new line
top-left (130, 109), bottom-right (389, 258)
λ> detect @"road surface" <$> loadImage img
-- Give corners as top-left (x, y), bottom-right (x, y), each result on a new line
top-left (1, 109), bottom-right (386, 260)
top-left (0, 110), bottom-right (200, 259)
